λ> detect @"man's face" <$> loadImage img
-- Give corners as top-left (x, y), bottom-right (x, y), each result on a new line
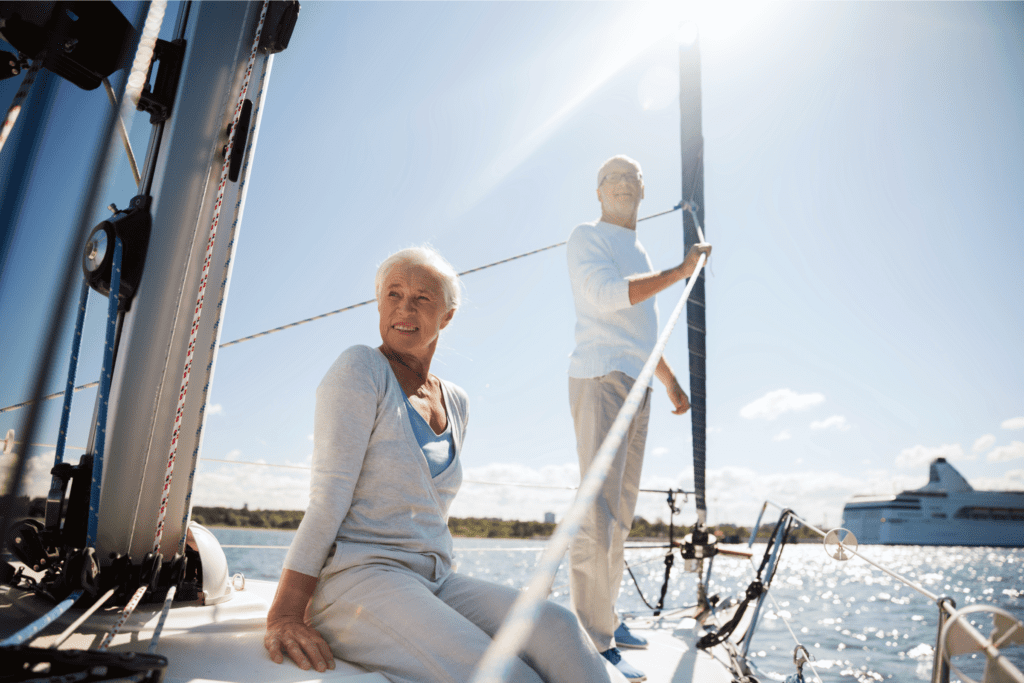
top-left (597, 161), bottom-right (644, 221)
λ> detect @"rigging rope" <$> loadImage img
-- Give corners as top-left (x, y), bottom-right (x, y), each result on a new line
top-left (50, 282), bottom-right (90, 473)
top-left (0, 58), bottom-right (42, 155)
top-left (87, 239), bottom-right (124, 548)
top-left (469, 249), bottom-right (708, 683)
top-left (49, 587), bottom-right (117, 649)
top-left (148, 584), bottom-right (177, 654)
top-left (102, 78), bottom-right (141, 185)
top-left (0, 590), bottom-right (84, 646)
top-left (98, 584), bottom-right (148, 651)
top-left (0, 203), bottom-right (687, 415)
top-left (153, 0), bottom-right (270, 556)
top-left (125, 0), bottom-right (168, 108)
top-left (177, 37), bottom-right (275, 557)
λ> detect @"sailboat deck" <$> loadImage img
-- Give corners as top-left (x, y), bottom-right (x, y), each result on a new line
top-left (2, 578), bottom-right (741, 683)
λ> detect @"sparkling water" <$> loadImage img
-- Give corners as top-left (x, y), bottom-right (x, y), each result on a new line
top-left (210, 529), bottom-right (1023, 682)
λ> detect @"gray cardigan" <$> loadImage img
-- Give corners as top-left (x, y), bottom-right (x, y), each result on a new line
top-left (283, 345), bottom-right (467, 579)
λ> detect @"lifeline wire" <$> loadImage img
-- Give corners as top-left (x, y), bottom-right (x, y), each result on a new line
top-left (177, 33), bottom-right (275, 558)
top-left (469, 250), bottom-right (708, 683)
top-left (217, 202), bottom-right (682, 348)
top-left (0, 382), bottom-right (99, 415)
top-left (0, 202), bottom-right (688, 416)
top-left (154, 0), bottom-right (270, 556)
top-left (0, 58), bottom-right (42, 154)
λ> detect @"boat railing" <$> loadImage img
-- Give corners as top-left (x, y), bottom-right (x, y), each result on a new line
top-left (747, 500), bottom-right (1024, 683)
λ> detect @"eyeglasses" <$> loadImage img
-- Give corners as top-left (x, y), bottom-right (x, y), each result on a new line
top-left (600, 172), bottom-right (641, 186)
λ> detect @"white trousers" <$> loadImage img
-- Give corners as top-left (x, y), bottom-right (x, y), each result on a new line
top-left (568, 372), bottom-right (651, 652)
top-left (310, 548), bottom-right (624, 683)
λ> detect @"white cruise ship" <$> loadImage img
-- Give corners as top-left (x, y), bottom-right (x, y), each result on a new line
top-left (842, 458), bottom-right (1024, 547)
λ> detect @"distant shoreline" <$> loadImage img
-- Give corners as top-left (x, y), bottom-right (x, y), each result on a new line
top-left (189, 506), bottom-right (811, 542)
top-left (8, 499), bottom-right (814, 542)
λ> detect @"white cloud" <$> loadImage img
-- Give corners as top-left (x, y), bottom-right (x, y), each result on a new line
top-left (987, 441), bottom-right (1024, 463)
top-left (972, 434), bottom-right (996, 454)
top-left (0, 450), bottom-right (63, 499)
top-left (1002, 417), bottom-right (1024, 430)
top-left (206, 403), bottom-right (223, 415)
top-left (895, 443), bottom-right (967, 469)
top-left (972, 469), bottom-right (1024, 491)
top-left (451, 463), bottom-right (581, 521)
top-left (192, 459), bottom-right (312, 510)
top-left (651, 447), bottom-right (669, 457)
top-left (810, 415), bottom-right (850, 431)
top-left (225, 449), bottom-right (242, 461)
top-left (773, 430), bottom-right (791, 442)
top-left (740, 389), bottom-right (824, 420)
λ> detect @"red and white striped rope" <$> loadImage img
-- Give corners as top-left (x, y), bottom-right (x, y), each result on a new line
top-left (98, 585), bottom-right (148, 651)
top-left (0, 58), bottom-right (43, 155)
top-left (153, 0), bottom-right (270, 555)
top-left (177, 50), bottom-right (275, 557)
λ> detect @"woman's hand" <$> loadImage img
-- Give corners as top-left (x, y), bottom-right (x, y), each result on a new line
top-left (265, 615), bottom-right (335, 672)
top-left (265, 568), bottom-right (335, 672)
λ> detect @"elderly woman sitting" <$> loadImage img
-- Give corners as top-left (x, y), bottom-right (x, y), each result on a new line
top-left (264, 246), bottom-right (624, 683)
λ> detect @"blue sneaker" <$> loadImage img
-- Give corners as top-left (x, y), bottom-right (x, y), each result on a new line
top-left (614, 622), bottom-right (648, 649)
top-left (600, 647), bottom-right (646, 682)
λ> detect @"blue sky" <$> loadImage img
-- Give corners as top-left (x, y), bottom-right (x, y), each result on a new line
top-left (2, 2), bottom-right (1022, 529)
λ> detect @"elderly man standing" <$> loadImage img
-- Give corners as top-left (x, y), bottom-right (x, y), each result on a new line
top-left (566, 155), bottom-right (711, 681)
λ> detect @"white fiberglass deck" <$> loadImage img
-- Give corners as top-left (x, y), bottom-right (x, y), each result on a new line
top-left (2, 578), bottom-right (739, 683)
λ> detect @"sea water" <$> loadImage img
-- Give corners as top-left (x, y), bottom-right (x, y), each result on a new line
top-left (209, 528), bottom-right (1023, 682)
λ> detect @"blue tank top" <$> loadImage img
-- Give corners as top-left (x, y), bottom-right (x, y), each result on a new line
top-left (403, 393), bottom-right (455, 477)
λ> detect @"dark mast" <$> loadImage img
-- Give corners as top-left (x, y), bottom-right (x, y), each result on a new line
top-left (679, 31), bottom-right (707, 528)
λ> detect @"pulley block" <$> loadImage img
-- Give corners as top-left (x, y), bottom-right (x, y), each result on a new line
top-left (0, 646), bottom-right (168, 683)
top-left (82, 195), bottom-right (151, 308)
top-left (0, 1), bottom-right (136, 90)
top-left (679, 526), bottom-right (718, 572)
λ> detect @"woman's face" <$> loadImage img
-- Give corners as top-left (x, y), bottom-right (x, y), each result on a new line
top-left (378, 263), bottom-right (454, 357)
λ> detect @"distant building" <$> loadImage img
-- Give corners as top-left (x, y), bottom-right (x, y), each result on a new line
top-left (544, 512), bottom-right (555, 524)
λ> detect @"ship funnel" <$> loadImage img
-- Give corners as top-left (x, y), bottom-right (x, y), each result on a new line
top-left (920, 458), bottom-right (973, 493)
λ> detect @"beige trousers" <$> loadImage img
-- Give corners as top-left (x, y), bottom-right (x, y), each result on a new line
top-left (310, 547), bottom-right (623, 683)
top-left (568, 371), bottom-right (651, 652)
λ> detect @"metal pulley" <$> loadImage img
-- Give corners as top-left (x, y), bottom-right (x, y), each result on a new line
top-left (82, 194), bottom-right (151, 308)
top-left (679, 526), bottom-right (718, 572)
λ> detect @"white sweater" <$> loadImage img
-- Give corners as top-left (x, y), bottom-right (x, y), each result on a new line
top-left (566, 220), bottom-right (658, 383)
top-left (283, 345), bottom-right (467, 579)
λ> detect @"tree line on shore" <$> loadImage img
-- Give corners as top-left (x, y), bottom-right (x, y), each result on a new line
top-left (7, 498), bottom-right (822, 542)
top-left (187, 505), bottom-right (822, 542)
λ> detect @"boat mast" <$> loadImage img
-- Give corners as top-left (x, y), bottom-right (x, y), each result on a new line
top-left (96, 2), bottom-right (273, 562)
top-left (679, 29), bottom-right (707, 528)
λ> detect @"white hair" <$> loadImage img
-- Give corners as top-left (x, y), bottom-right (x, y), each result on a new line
top-left (375, 246), bottom-right (462, 312)
top-left (596, 154), bottom-right (643, 188)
